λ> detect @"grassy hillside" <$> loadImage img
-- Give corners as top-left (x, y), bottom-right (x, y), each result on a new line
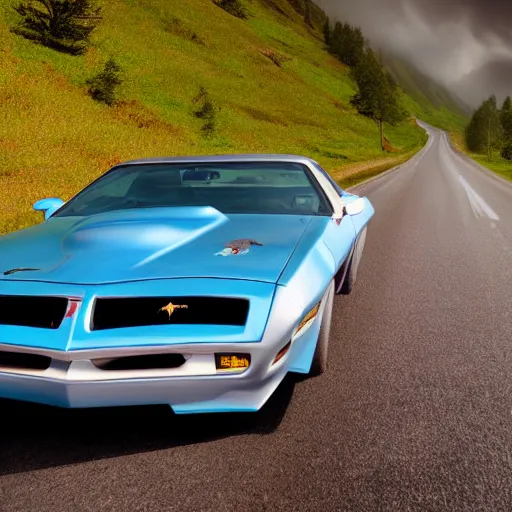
top-left (0, 0), bottom-right (458, 234)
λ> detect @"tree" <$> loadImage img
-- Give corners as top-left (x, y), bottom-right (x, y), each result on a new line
top-left (501, 142), bottom-right (512, 161)
top-left (323, 18), bottom-right (331, 46)
top-left (86, 58), bottom-right (123, 106)
top-left (11, 0), bottom-right (102, 55)
top-left (303, 0), bottom-right (313, 28)
top-left (350, 47), bottom-right (405, 150)
top-left (193, 87), bottom-right (218, 136)
top-left (213, 0), bottom-right (247, 20)
top-left (465, 105), bottom-right (486, 153)
top-left (500, 96), bottom-right (512, 141)
top-left (328, 22), bottom-right (365, 67)
top-left (465, 95), bottom-right (503, 159)
top-left (344, 26), bottom-right (365, 67)
top-left (483, 95), bottom-right (504, 160)
top-left (330, 21), bottom-right (342, 55)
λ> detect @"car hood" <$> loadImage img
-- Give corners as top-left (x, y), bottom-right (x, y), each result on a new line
top-left (0, 207), bottom-right (313, 285)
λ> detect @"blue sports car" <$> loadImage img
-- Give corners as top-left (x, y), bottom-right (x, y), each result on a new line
top-left (0, 155), bottom-right (374, 413)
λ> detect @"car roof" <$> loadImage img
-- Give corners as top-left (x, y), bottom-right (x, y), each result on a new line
top-left (117, 154), bottom-right (320, 168)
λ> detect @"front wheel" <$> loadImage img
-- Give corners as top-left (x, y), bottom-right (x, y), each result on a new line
top-left (309, 280), bottom-right (334, 376)
top-left (341, 226), bottom-right (367, 295)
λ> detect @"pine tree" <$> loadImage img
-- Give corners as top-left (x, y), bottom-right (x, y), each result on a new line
top-left (327, 22), bottom-right (365, 67)
top-left (465, 95), bottom-right (503, 159)
top-left (86, 58), bottom-right (123, 106)
top-left (330, 21), bottom-right (342, 56)
top-left (11, 0), bottom-right (102, 55)
top-left (323, 18), bottom-right (331, 46)
top-left (466, 105), bottom-right (486, 153)
top-left (500, 96), bottom-right (512, 141)
top-left (303, 0), bottom-right (313, 28)
top-left (482, 96), bottom-right (503, 160)
top-left (350, 47), bottom-right (405, 150)
top-left (345, 26), bottom-right (365, 67)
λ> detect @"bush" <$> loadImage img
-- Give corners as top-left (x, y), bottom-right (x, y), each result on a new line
top-left (11, 0), bottom-right (102, 55)
top-left (213, 0), bottom-right (247, 20)
top-left (163, 16), bottom-right (205, 45)
top-left (501, 142), bottom-right (512, 160)
top-left (193, 87), bottom-right (218, 136)
top-left (86, 58), bottom-right (123, 106)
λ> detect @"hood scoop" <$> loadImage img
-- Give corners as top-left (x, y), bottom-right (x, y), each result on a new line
top-left (61, 206), bottom-right (228, 267)
top-left (0, 207), bottom-right (316, 285)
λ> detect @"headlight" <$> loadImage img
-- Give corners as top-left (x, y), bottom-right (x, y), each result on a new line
top-left (292, 301), bottom-right (321, 341)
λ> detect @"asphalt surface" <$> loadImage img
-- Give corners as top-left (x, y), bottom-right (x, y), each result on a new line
top-left (2, 123), bottom-right (512, 511)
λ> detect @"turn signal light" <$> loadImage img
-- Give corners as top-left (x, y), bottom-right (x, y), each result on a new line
top-left (215, 353), bottom-right (251, 372)
top-left (293, 302), bottom-right (321, 340)
top-left (272, 341), bottom-right (291, 365)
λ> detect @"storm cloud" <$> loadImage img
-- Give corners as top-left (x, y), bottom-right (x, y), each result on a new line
top-left (315, 0), bottom-right (512, 107)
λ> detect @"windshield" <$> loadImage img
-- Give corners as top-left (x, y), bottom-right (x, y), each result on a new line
top-left (53, 162), bottom-right (333, 217)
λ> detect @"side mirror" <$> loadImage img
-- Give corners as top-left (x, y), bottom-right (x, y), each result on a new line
top-left (343, 197), bottom-right (365, 216)
top-left (33, 198), bottom-right (64, 220)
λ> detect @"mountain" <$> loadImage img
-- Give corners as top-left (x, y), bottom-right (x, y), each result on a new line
top-left (0, 0), bottom-right (465, 234)
top-left (380, 51), bottom-right (471, 130)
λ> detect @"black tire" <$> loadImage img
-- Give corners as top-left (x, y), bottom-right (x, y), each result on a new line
top-left (341, 226), bottom-right (367, 295)
top-left (309, 280), bottom-right (334, 376)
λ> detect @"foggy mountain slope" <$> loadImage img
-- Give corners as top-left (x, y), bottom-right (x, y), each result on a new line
top-left (381, 52), bottom-right (472, 117)
top-left (315, 0), bottom-right (512, 109)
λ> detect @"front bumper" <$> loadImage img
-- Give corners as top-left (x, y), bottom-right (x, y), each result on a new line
top-left (0, 276), bottom-right (326, 413)
top-left (0, 341), bottom-right (290, 413)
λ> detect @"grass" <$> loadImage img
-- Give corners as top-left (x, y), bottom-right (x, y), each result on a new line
top-left (0, 0), bottom-right (462, 234)
top-left (450, 133), bottom-right (512, 182)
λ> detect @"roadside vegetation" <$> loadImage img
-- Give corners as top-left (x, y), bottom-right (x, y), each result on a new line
top-left (451, 95), bottom-right (512, 182)
top-left (323, 19), bottom-right (406, 151)
top-left (0, 0), bottom-right (463, 234)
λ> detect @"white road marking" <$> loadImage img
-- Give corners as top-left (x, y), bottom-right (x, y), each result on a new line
top-left (458, 174), bottom-right (500, 221)
top-left (436, 130), bottom-right (500, 222)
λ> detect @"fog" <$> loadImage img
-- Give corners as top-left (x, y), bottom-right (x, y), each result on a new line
top-left (315, 0), bottom-right (512, 107)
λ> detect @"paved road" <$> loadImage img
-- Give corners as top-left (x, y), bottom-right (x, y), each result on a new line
top-left (2, 123), bottom-right (512, 511)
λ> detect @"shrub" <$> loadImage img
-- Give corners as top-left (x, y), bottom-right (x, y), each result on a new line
top-left (193, 87), bottom-right (218, 136)
top-left (86, 58), bottom-right (123, 106)
top-left (213, 0), bottom-right (247, 20)
top-left (11, 0), bottom-right (102, 55)
top-left (163, 16), bottom-right (205, 45)
top-left (501, 142), bottom-right (512, 160)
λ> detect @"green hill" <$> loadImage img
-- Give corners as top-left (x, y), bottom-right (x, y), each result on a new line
top-left (0, 0), bottom-right (464, 234)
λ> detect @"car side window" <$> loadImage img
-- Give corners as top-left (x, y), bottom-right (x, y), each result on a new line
top-left (310, 163), bottom-right (346, 215)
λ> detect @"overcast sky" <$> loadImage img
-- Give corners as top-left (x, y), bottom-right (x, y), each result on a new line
top-left (315, 0), bottom-right (512, 107)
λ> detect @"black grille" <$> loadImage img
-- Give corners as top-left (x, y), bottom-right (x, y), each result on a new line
top-left (0, 350), bottom-right (51, 371)
top-left (91, 296), bottom-right (250, 331)
top-left (92, 354), bottom-right (186, 371)
top-left (0, 295), bottom-right (68, 329)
